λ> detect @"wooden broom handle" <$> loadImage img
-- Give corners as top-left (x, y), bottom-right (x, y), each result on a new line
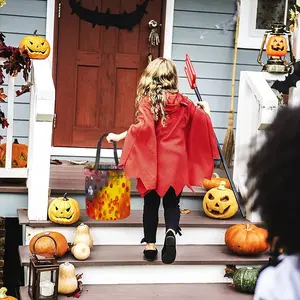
top-left (230, 2), bottom-right (240, 116)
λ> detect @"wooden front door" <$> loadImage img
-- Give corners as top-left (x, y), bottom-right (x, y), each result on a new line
top-left (53, 0), bottom-right (164, 148)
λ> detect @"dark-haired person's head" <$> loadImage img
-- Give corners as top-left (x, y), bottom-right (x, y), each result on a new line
top-left (247, 106), bottom-right (300, 254)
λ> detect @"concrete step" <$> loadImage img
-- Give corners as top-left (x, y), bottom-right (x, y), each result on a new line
top-left (19, 244), bottom-right (269, 285)
top-left (20, 283), bottom-right (253, 300)
top-left (19, 209), bottom-right (257, 245)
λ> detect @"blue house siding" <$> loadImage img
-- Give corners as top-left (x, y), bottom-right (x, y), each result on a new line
top-left (172, 0), bottom-right (261, 145)
top-left (0, 0), bottom-right (47, 144)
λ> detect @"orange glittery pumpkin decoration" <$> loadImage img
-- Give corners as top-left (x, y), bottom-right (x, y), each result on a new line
top-left (266, 35), bottom-right (287, 57)
top-left (0, 139), bottom-right (28, 168)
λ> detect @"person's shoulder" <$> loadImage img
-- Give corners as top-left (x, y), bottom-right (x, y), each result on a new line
top-left (177, 93), bottom-right (194, 106)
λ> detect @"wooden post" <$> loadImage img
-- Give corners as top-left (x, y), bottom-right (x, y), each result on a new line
top-left (234, 71), bottom-right (279, 222)
top-left (27, 60), bottom-right (55, 221)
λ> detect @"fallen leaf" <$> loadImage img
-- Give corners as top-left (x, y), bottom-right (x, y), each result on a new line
top-left (0, 88), bottom-right (7, 102)
top-left (180, 209), bottom-right (191, 215)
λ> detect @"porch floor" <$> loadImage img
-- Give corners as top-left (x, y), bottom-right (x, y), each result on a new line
top-left (0, 161), bottom-right (232, 196)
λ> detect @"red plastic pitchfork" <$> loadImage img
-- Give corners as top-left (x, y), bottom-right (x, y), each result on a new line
top-left (184, 54), bottom-right (245, 218)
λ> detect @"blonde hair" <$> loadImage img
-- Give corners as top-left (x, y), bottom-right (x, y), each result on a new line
top-left (136, 57), bottom-right (178, 126)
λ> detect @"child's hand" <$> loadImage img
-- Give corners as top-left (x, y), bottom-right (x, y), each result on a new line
top-left (106, 133), bottom-right (120, 143)
top-left (197, 101), bottom-right (211, 116)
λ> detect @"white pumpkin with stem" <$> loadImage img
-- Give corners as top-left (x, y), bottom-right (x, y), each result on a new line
top-left (58, 262), bottom-right (78, 295)
top-left (73, 223), bottom-right (93, 248)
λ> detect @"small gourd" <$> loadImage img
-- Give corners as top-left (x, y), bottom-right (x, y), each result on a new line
top-left (71, 242), bottom-right (90, 260)
top-left (58, 262), bottom-right (78, 295)
top-left (0, 287), bottom-right (17, 300)
top-left (73, 223), bottom-right (93, 248)
top-left (225, 265), bottom-right (259, 294)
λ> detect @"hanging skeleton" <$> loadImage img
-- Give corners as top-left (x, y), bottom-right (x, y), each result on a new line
top-left (148, 20), bottom-right (160, 63)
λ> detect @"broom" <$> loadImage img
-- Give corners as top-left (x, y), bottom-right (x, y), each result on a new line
top-left (221, 0), bottom-right (240, 169)
top-left (185, 54), bottom-right (246, 218)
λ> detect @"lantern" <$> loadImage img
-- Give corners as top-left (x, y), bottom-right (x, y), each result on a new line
top-left (28, 234), bottom-right (59, 300)
top-left (257, 22), bottom-right (295, 73)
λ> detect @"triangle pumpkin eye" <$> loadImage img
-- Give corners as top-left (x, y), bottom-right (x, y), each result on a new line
top-left (29, 41), bottom-right (33, 45)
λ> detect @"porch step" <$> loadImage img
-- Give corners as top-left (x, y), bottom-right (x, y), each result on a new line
top-left (18, 209), bottom-right (251, 228)
top-left (19, 245), bottom-right (269, 267)
top-left (19, 209), bottom-right (257, 245)
top-left (19, 283), bottom-right (253, 300)
top-left (19, 244), bottom-right (268, 284)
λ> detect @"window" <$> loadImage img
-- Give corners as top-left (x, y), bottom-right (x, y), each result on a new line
top-left (238, 0), bottom-right (296, 49)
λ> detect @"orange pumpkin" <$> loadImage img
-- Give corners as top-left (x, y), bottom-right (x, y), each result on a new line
top-left (0, 139), bottom-right (28, 168)
top-left (266, 35), bottom-right (287, 57)
top-left (29, 231), bottom-right (69, 258)
top-left (0, 287), bottom-right (17, 300)
top-left (203, 173), bottom-right (230, 190)
top-left (19, 30), bottom-right (50, 59)
top-left (225, 224), bottom-right (268, 255)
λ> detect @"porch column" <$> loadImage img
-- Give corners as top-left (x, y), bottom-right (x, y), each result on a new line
top-left (27, 60), bottom-right (55, 221)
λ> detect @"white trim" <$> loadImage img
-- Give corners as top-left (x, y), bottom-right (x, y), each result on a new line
top-left (163, 0), bottom-right (175, 59)
top-left (239, 0), bottom-right (291, 49)
top-left (46, 0), bottom-right (56, 71)
top-left (49, 0), bottom-right (175, 157)
top-left (51, 146), bottom-right (122, 158)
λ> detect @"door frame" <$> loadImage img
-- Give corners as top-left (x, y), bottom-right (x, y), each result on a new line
top-left (46, 0), bottom-right (175, 158)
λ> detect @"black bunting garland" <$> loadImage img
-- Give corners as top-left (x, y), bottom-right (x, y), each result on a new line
top-left (69, 0), bottom-right (150, 31)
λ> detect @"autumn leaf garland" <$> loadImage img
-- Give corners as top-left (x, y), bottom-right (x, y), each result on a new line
top-left (0, 32), bottom-right (32, 139)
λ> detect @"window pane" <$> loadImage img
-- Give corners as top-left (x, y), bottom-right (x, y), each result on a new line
top-left (256, 0), bottom-right (296, 30)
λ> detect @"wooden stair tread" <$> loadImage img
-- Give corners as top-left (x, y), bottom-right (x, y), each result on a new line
top-left (20, 283), bottom-right (253, 299)
top-left (18, 209), bottom-right (258, 228)
top-left (50, 161), bottom-right (210, 196)
top-left (19, 244), bottom-right (269, 266)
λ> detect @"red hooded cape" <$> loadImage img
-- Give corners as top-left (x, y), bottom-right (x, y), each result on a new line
top-left (119, 93), bottom-right (219, 197)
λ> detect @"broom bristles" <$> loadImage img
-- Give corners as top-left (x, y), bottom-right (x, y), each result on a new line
top-left (221, 125), bottom-right (234, 169)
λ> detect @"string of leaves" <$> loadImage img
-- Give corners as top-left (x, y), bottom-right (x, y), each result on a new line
top-left (0, 33), bottom-right (32, 139)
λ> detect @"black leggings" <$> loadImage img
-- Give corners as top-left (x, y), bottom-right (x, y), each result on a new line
top-left (142, 187), bottom-right (182, 243)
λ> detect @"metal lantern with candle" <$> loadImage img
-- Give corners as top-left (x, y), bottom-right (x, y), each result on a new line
top-left (28, 234), bottom-right (59, 300)
top-left (257, 22), bottom-right (295, 73)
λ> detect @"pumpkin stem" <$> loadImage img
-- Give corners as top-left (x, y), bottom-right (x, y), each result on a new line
top-left (212, 173), bottom-right (220, 178)
top-left (0, 287), bottom-right (8, 299)
top-left (224, 264), bottom-right (238, 279)
top-left (218, 181), bottom-right (227, 191)
top-left (246, 224), bottom-right (252, 231)
top-left (63, 193), bottom-right (68, 200)
top-left (33, 29), bottom-right (38, 35)
top-left (13, 139), bottom-right (19, 144)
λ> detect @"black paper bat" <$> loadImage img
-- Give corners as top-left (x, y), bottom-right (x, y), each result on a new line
top-left (271, 61), bottom-right (300, 94)
top-left (69, 0), bottom-right (150, 30)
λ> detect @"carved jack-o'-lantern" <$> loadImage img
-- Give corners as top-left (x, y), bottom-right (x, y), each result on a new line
top-left (19, 30), bottom-right (50, 59)
top-left (48, 193), bottom-right (81, 225)
top-left (203, 181), bottom-right (238, 219)
top-left (266, 35), bottom-right (288, 57)
top-left (0, 139), bottom-right (28, 168)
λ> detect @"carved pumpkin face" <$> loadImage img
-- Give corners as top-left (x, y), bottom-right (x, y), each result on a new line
top-left (48, 194), bottom-right (81, 225)
top-left (19, 32), bottom-right (50, 59)
top-left (203, 181), bottom-right (238, 219)
top-left (266, 35), bottom-right (287, 57)
top-left (0, 139), bottom-right (28, 168)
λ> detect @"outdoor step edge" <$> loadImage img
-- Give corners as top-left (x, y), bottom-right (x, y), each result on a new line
top-left (19, 244), bottom-right (269, 267)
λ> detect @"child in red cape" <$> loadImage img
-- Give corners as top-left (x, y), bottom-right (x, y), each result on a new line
top-left (107, 58), bottom-right (219, 264)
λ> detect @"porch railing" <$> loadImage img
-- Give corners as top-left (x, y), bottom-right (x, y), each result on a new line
top-left (233, 71), bottom-right (284, 222)
top-left (0, 59), bottom-right (55, 221)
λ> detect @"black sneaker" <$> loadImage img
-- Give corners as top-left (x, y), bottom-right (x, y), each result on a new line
top-left (162, 230), bottom-right (176, 264)
top-left (143, 248), bottom-right (158, 261)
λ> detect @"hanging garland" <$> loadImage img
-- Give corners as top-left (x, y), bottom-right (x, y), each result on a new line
top-left (69, 0), bottom-right (150, 30)
top-left (0, 33), bottom-right (32, 139)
